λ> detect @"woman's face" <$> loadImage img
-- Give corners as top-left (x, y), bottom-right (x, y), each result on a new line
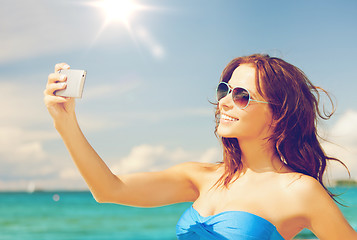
top-left (217, 64), bottom-right (274, 141)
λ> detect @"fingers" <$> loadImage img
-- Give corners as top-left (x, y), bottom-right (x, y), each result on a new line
top-left (48, 63), bottom-right (70, 84)
top-left (47, 72), bottom-right (67, 85)
top-left (46, 62), bottom-right (70, 95)
top-left (44, 62), bottom-right (73, 105)
top-left (49, 63), bottom-right (70, 83)
top-left (44, 82), bottom-right (67, 96)
top-left (55, 63), bottom-right (70, 73)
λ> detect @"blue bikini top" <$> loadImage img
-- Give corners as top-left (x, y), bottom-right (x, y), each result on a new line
top-left (176, 206), bottom-right (285, 240)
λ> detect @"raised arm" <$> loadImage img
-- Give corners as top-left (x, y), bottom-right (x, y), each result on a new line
top-left (44, 63), bottom-right (199, 207)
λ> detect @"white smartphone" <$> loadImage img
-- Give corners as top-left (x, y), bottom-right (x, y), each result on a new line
top-left (55, 69), bottom-right (87, 98)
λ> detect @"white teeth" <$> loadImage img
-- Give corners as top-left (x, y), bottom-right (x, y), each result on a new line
top-left (221, 114), bottom-right (239, 121)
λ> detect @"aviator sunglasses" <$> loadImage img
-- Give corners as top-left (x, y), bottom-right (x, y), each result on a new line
top-left (216, 82), bottom-right (269, 109)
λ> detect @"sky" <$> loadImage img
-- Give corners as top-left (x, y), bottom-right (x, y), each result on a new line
top-left (0, 0), bottom-right (356, 191)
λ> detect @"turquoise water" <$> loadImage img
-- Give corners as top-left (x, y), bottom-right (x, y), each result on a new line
top-left (0, 187), bottom-right (356, 239)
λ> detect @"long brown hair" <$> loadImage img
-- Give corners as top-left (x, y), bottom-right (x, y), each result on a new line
top-left (214, 54), bottom-right (349, 201)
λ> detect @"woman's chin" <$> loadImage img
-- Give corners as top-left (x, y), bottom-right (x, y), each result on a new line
top-left (217, 127), bottom-right (238, 139)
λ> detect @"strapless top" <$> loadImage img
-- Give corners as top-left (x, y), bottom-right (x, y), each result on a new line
top-left (176, 206), bottom-right (285, 240)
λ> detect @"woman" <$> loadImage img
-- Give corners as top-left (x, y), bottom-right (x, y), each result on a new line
top-left (44, 54), bottom-right (357, 239)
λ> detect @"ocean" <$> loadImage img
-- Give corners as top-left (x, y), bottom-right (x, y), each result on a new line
top-left (1, 187), bottom-right (356, 240)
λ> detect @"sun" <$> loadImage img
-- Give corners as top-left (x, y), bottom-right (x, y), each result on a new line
top-left (90, 0), bottom-right (145, 27)
top-left (85, 0), bottom-right (164, 59)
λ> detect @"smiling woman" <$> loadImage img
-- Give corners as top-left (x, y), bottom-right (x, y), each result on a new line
top-left (44, 54), bottom-right (357, 239)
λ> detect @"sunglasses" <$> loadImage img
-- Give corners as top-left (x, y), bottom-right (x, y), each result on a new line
top-left (216, 82), bottom-right (269, 109)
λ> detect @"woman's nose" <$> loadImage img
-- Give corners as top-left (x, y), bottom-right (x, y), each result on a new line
top-left (218, 92), bottom-right (234, 109)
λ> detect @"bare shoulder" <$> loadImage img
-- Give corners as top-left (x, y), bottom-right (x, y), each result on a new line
top-left (282, 173), bottom-right (330, 208)
top-left (276, 173), bottom-right (331, 221)
top-left (285, 173), bottom-right (324, 193)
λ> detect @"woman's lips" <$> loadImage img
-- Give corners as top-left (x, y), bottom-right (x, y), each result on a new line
top-left (220, 113), bottom-right (239, 122)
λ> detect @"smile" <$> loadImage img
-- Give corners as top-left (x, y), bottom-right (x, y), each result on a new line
top-left (220, 113), bottom-right (239, 121)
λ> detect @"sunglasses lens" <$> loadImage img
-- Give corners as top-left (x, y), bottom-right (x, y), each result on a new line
top-left (217, 82), bottom-right (229, 101)
top-left (232, 87), bottom-right (250, 109)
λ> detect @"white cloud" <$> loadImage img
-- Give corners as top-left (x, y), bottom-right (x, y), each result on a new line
top-left (329, 110), bottom-right (357, 145)
top-left (198, 147), bottom-right (221, 163)
top-left (110, 144), bottom-right (219, 174)
top-left (322, 110), bottom-right (357, 180)
top-left (59, 168), bottom-right (82, 180)
top-left (0, 79), bottom-right (74, 189)
top-left (16, 141), bottom-right (47, 161)
top-left (0, 80), bottom-right (49, 126)
top-left (0, 80), bottom-right (59, 162)
top-left (0, 126), bottom-right (54, 162)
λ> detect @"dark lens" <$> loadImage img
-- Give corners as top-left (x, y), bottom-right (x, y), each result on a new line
top-left (217, 82), bottom-right (229, 101)
top-left (232, 87), bottom-right (249, 108)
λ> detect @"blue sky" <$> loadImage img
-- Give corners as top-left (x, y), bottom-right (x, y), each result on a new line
top-left (1, 0), bottom-right (356, 190)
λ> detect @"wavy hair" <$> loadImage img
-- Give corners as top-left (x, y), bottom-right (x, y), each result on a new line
top-left (214, 54), bottom-right (349, 201)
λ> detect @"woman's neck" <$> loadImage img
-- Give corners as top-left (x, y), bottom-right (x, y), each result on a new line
top-left (238, 137), bottom-right (284, 173)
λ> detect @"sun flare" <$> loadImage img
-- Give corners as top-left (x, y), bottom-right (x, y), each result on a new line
top-left (92, 0), bottom-right (144, 26)
top-left (87, 0), bottom-right (164, 59)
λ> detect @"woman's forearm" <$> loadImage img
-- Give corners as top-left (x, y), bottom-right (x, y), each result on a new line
top-left (55, 114), bottom-right (122, 202)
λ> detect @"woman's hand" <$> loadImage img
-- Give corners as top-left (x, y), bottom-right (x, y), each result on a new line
top-left (44, 63), bottom-right (76, 126)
